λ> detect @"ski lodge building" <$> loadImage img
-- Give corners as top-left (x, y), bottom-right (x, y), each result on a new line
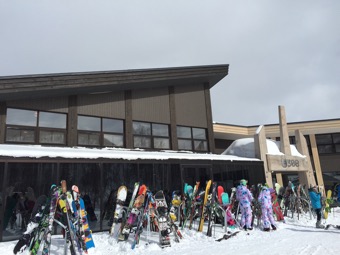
top-left (0, 65), bottom-right (339, 241)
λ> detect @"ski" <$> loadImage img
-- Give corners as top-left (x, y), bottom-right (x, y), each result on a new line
top-left (188, 181), bottom-right (200, 230)
top-left (325, 224), bottom-right (340, 230)
top-left (215, 231), bottom-right (241, 242)
top-left (13, 195), bottom-right (49, 254)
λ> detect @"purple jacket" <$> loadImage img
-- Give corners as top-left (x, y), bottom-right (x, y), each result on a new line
top-left (236, 185), bottom-right (253, 207)
top-left (258, 187), bottom-right (272, 209)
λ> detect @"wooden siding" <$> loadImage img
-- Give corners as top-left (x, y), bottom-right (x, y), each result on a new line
top-left (7, 96), bottom-right (68, 113)
top-left (77, 92), bottom-right (125, 119)
top-left (131, 87), bottom-right (170, 123)
top-left (174, 84), bottom-right (207, 128)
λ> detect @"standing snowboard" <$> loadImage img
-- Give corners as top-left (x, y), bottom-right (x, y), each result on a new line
top-left (198, 180), bottom-right (212, 232)
top-left (109, 185), bottom-right (128, 237)
top-left (155, 190), bottom-right (171, 248)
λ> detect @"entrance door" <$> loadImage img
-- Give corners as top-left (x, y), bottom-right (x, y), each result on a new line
top-left (181, 164), bottom-right (212, 190)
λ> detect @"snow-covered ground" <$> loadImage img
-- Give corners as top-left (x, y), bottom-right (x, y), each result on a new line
top-left (2, 207), bottom-right (340, 255)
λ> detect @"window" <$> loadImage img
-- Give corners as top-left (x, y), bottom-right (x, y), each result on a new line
top-left (77, 115), bottom-right (124, 147)
top-left (177, 126), bottom-right (208, 152)
top-left (315, 133), bottom-right (340, 154)
top-left (133, 121), bottom-right (170, 149)
top-left (5, 108), bottom-right (66, 145)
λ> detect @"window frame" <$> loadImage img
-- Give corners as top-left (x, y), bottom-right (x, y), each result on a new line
top-left (132, 121), bottom-right (171, 150)
top-left (177, 125), bottom-right (208, 152)
top-left (5, 108), bottom-right (67, 145)
top-left (77, 115), bottom-right (125, 148)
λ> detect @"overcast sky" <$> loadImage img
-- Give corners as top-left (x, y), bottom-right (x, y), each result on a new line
top-left (1, 0), bottom-right (339, 126)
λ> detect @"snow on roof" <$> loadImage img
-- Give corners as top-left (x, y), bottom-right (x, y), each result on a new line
top-left (0, 144), bottom-right (260, 162)
top-left (222, 138), bottom-right (306, 158)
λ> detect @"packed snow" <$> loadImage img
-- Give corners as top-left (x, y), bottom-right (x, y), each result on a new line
top-left (2, 207), bottom-right (340, 255)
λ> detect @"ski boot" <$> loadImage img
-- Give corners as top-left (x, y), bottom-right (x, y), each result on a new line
top-left (316, 220), bottom-right (325, 229)
top-left (271, 224), bottom-right (277, 230)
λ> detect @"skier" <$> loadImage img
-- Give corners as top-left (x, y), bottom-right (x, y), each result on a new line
top-left (258, 185), bottom-right (277, 231)
top-left (236, 179), bottom-right (253, 230)
top-left (308, 185), bottom-right (324, 228)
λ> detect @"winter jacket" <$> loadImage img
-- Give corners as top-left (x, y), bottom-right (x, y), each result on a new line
top-left (309, 190), bottom-right (322, 209)
top-left (236, 185), bottom-right (253, 207)
top-left (258, 187), bottom-right (272, 209)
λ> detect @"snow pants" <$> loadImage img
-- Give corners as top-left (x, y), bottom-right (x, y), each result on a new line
top-left (239, 205), bottom-right (252, 228)
top-left (261, 207), bottom-right (276, 228)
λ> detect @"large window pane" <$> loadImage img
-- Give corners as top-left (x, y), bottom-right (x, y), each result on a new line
top-left (78, 133), bottom-right (100, 146)
top-left (78, 116), bottom-right (101, 131)
top-left (318, 145), bottom-right (333, 154)
top-left (6, 108), bottom-right (37, 126)
top-left (103, 134), bottom-right (124, 147)
top-left (152, 124), bottom-right (169, 137)
top-left (316, 134), bottom-right (332, 145)
top-left (134, 136), bottom-right (151, 148)
top-left (103, 118), bottom-right (123, 133)
top-left (6, 127), bottom-right (35, 142)
top-left (178, 139), bottom-right (192, 150)
top-left (194, 140), bottom-right (208, 151)
top-left (333, 133), bottom-right (340, 144)
top-left (177, 126), bottom-right (191, 139)
top-left (336, 144), bottom-right (340, 153)
top-left (39, 130), bottom-right (65, 144)
top-left (39, 112), bottom-right (66, 129)
top-left (193, 128), bottom-right (206, 139)
top-left (133, 122), bottom-right (151, 135)
top-left (154, 138), bottom-right (170, 149)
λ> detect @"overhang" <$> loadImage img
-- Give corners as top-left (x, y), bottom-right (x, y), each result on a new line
top-left (0, 64), bottom-right (229, 101)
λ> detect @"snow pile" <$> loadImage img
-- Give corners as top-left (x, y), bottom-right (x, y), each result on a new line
top-left (1, 208), bottom-right (340, 255)
top-left (222, 138), bottom-right (306, 158)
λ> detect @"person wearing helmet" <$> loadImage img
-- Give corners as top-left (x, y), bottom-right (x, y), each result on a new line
top-left (236, 179), bottom-right (254, 230)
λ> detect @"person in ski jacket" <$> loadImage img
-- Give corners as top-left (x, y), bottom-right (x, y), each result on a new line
top-left (236, 179), bottom-right (253, 230)
top-left (308, 185), bottom-right (324, 228)
top-left (258, 185), bottom-right (277, 231)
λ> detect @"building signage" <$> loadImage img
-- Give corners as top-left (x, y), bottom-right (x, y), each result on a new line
top-left (266, 154), bottom-right (309, 172)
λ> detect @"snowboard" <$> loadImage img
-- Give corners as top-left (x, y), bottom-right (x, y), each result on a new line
top-left (217, 185), bottom-right (224, 205)
top-left (119, 184), bottom-right (147, 241)
top-left (40, 185), bottom-right (60, 255)
top-left (79, 197), bottom-right (95, 249)
top-left (207, 182), bottom-right (217, 236)
top-left (131, 190), bottom-right (152, 249)
top-left (155, 190), bottom-right (171, 248)
top-left (324, 190), bottom-right (332, 219)
top-left (109, 185), bottom-right (128, 237)
top-left (198, 180), bottom-right (212, 232)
